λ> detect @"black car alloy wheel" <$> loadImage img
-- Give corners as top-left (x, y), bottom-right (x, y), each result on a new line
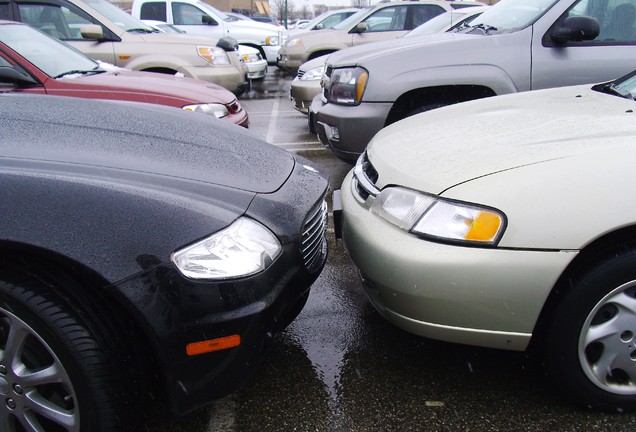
top-left (0, 269), bottom-right (131, 432)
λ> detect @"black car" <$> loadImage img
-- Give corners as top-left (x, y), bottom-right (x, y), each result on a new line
top-left (0, 94), bottom-right (328, 431)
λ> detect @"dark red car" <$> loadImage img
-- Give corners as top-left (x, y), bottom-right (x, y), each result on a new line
top-left (0, 20), bottom-right (249, 127)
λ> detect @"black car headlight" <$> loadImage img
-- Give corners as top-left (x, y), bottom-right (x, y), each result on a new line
top-left (172, 217), bottom-right (282, 280)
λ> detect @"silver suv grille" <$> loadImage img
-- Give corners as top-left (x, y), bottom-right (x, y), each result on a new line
top-left (301, 200), bottom-right (328, 273)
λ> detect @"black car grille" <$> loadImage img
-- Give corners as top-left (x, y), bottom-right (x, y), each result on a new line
top-left (301, 199), bottom-right (328, 273)
top-left (297, 69), bottom-right (305, 78)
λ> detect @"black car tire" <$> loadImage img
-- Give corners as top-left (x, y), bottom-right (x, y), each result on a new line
top-left (0, 270), bottom-right (131, 431)
top-left (547, 250), bottom-right (636, 412)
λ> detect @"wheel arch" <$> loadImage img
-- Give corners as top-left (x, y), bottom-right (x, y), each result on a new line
top-left (529, 225), bottom-right (636, 352)
top-left (385, 84), bottom-right (496, 126)
top-left (0, 241), bottom-right (161, 406)
top-left (308, 49), bottom-right (336, 61)
top-left (241, 43), bottom-right (266, 59)
top-left (140, 66), bottom-right (179, 75)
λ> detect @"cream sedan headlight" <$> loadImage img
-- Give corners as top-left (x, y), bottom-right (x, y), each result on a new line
top-left (197, 46), bottom-right (231, 65)
top-left (300, 65), bottom-right (324, 81)
top-left (172, 217), bottom-right (282, 280)
top-left (182, 103), bottom-right (229, 119)
top-left (370, 187), bottom-right (506, 245)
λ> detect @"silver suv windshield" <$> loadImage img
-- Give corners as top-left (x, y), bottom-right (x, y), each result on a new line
top-left (85, 0), bottom-right (156, 32)
top-left (332, 7), bottom-right (371, 30)
top-left (467, 0), bottom-right (558, 33)
top-left (0, 24), bottom-right (98, 78)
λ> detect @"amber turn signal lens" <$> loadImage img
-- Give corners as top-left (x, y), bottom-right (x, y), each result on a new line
top-left (186, 334), bottom-right (241, 356)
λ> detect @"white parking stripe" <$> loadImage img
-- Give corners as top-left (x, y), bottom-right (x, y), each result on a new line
top-left (265, 96), bottom-right (281, 144)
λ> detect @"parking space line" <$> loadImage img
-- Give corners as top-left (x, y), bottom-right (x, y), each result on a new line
top-left (265, 97), bottom-right (281, 144)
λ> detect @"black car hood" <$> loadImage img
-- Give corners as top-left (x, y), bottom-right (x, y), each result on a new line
top-left (0, 94), bottom-right (294, 194)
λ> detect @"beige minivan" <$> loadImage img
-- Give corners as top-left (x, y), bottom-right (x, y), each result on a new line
top-left (278, 0), bottom-right (484, 72)
top-left (2, 0), bottom-right (248, 94)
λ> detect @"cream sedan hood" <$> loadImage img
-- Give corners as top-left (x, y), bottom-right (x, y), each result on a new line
top-left (368, 83), bottom-right (636, 195)
top-left (366, 83), bottom-right (636, 249)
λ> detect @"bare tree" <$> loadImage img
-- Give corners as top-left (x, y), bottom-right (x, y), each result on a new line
top-left (351, 0), bottom-right (369, 6)
top-left (271, 0), bottom-right (296, 27)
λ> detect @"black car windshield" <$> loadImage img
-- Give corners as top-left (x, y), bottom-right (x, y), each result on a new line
top-left (0, 24), bottom-right (99, 78)
top-left (84, 0), bottom-right (157, 32)
top-left (332, 8), bottom-right (371, 30)
top-left (466, 0), bottom-right (558, 33)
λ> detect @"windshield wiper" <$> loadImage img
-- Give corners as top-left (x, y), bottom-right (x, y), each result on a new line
top-left (467, 23), bottom-right (498, 34)
top-left (54, 69), bottom-right (105, 79)
top-left (599, 83), bottom-right (635, 100)
top-left (127, 28), bottom-right (158, 33)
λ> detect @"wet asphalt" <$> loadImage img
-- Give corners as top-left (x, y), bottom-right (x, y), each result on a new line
top-left (145, 67), bottom-right (636, 432)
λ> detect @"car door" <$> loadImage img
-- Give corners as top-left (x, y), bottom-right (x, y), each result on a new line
top-left (13, 0), bottom-right (116, 64)
top-left (532, 0), bottom-right (636, 89)
top-left (350, 4), bottom-right (446, 47)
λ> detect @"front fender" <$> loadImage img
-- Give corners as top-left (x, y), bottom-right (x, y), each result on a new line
top-left (365, 64), bottom-right (520, 102)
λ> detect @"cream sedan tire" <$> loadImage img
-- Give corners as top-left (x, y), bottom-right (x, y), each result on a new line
top-left (548, 251), bottom-right (636, 412)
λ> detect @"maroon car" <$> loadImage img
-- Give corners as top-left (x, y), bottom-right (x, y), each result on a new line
top-left (0, 20), bottom-right (249, 127)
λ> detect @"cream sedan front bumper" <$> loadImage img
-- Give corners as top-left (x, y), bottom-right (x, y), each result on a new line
top-left (339, 170), bottom-right (578, 351)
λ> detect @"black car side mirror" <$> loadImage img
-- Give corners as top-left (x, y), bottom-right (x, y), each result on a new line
top-left (551, 16), bottom-right (600, 45)
top-left (217, 37), bottom-right (239, 52)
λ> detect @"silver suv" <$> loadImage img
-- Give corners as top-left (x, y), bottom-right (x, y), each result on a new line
top-left (314, 0), bottom-right (636, 162)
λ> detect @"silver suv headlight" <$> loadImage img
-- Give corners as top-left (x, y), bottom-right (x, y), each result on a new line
top-left (172, 217), bottom-right (282, 280)
top-left (328, 67), bottom-right (368, 105)
top-left (370, 187), bottom-right (506, 246)
top-left (197, 46), bottom-right (231, 65)
top-left (182, 103), bottom-right (229, 118)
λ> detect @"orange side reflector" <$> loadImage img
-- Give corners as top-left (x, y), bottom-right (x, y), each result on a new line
top-left (186, 335), bottom-right (241, 356)
top-left (119, 55), bottom-right (131, 60)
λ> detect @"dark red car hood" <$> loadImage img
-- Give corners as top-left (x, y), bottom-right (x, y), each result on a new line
top-left (46, 69), bottom-right (236, 106)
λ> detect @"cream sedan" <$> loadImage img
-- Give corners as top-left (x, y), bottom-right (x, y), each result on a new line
top-left (337, 70), bottom-right (636, 411)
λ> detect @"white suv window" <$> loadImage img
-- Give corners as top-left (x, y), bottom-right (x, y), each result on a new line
top-left (172, 2), bottom-right (213, 25)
